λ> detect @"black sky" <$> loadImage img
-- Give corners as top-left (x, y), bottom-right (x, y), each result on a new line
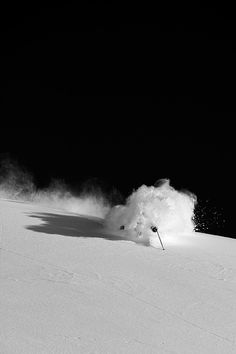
top-left (0, 4), bottom-right (235, 236)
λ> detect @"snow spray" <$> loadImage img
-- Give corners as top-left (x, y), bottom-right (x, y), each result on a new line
top-left (0, 158), bottom-right (110, 218)
top-left (105, 179), bottom-right (197, 247)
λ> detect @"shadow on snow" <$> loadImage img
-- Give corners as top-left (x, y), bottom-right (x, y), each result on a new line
top-left (26, 212), bottom-right (126, 242)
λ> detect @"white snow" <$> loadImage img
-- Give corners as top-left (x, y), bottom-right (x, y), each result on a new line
top-left (105, 179), bottom-right (196, 247)
top-left (1, 198), bottom-right (236, 353)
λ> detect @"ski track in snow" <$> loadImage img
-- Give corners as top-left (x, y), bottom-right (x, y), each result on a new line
top-left (2, 246), bottom-right (235, 346)
top-left (1, 199), bottom-right (236, 353)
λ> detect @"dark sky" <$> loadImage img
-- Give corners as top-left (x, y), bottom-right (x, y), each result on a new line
top-left (0, 4), bottom-right (235, 236)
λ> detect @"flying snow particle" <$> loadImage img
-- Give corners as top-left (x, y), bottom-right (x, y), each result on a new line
top-left (105, 179), bottom-right (197, 246)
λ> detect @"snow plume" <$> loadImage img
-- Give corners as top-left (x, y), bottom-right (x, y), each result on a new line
top-left (0, 158), bottom-right (35, 200)
top-left (105, 179), bottom-right (197, 247)
top-left (0, 158), bottom-right (111, 218)
top-left (33, 180), bottom-right (110, 218)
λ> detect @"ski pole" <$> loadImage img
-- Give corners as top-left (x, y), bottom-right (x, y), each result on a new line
top-left (151, 226), bottom-right (165, 250)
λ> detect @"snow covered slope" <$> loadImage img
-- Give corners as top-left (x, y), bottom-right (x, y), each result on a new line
top-left (1, 199), bottom-right (236, 353)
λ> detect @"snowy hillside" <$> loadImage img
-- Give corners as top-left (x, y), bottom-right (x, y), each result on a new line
top-left (1, 198), bottom-right (236, 353)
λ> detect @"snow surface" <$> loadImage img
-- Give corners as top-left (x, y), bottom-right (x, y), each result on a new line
top-left (1, 198), bottom-right (236, 353)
